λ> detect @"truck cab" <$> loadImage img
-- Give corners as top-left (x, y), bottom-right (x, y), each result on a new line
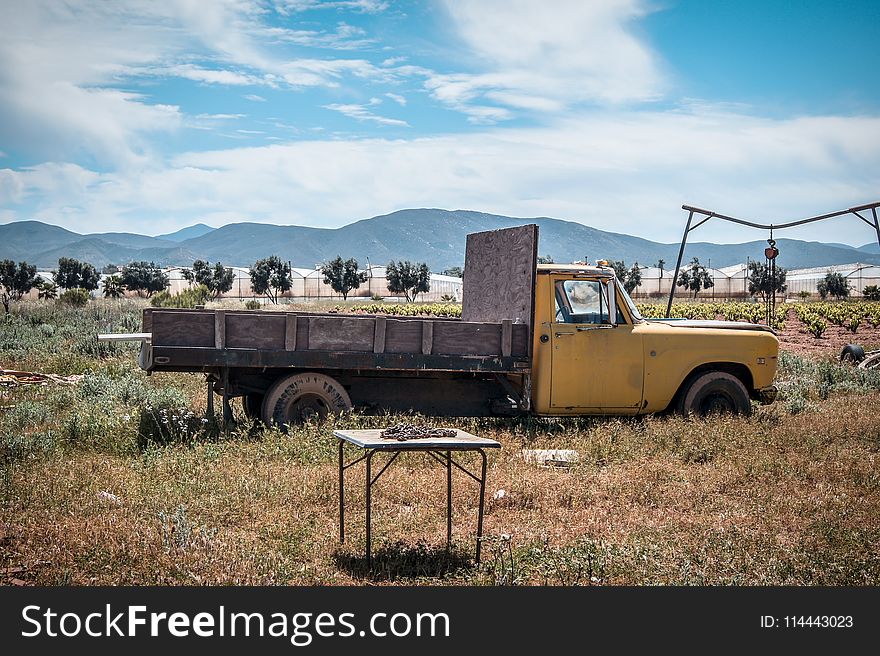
top-left (529, 263), bottom-right (778, 416)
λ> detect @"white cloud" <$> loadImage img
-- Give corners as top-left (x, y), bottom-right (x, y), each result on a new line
top-left (426, 0), bottom-right (665, 121)
top-left (275, 0), bottom-right (389, 14)
top-left (6, 107), bottom-right (879, 246)
top-left (385, 92), bottom-right (407, 106)
top-left (263, 22), bottom-right (374, 50)
top-left (244, 94), bottom-right (268, 102)
top-left (0, 169), bottom-right (25, 205)
top-left (0, 1), bottom-right (404, 166)
top-left (196, 113), bottom-right (247, 120)
top-left (324, 103), bottom-right (409, 126)
top-left (160, 64), bottom-right (272, 86)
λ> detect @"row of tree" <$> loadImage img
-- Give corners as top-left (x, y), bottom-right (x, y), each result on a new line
top-left (0, 258), bottom-right (171, 312)
top-left (249, 256), bottom-right (431, 304)
top-left (0, 251), bottom-right (866, 314)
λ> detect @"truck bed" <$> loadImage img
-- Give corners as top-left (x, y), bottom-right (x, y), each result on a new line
top-left (141, 308), bottom-right (531, 374)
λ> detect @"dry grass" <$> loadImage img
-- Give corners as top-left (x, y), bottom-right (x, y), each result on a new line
top-left (2, 396), bottom-right (878, 586)
top-left (1, 299), bottom-right (879, 585)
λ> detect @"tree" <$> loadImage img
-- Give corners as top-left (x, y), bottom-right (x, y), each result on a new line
top-left (655, 259), bottom-right (665, 293)
top-left (386, 260), bottom-right (431, 302)
top-left (120, 261), bottom-right (169, 297)
top-left (0, 260), bottom-right (38, 313)
top-left (249, 255), bottom-right (291, 304)
top-left (441, 266), bottom-right (463, 278)
top-left (625, 263), bottom-right (642, 294)
top-left (863, 284), bottom-right (880, 301)
top-left (102, 275), bottom-right (125, 298)
top-left (54, 257), bottom-right (99, 291)
top-left (817, 271), bottom-right (850, 300)
top-left (102, 264), bottom-right (120, 275)
top-left (37, 280), bottom-right (58, 299)
top-left (537, 255), bottom-right (555, 264)
top-left (610, 260), bottom-right (643, 294)
top-left (747, 261), bottom-right (788, 301)
top-left (676, 257), bottom-right (714, 299)
top-left (321, 256), bottom-right (367, 300)
top-left (182, 260), bottom-right (234, 299)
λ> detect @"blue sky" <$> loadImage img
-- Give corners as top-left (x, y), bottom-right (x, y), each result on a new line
top-left (1, 0), bottom-right (878, 246)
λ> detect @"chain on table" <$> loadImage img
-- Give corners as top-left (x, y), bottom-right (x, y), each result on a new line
top-left (380, 423), bottom-right (457, 441)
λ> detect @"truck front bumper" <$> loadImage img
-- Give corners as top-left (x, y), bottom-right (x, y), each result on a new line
top-left (756, 385), bottom-right (778, 405)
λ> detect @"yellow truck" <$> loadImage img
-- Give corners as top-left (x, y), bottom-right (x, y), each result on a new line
top-left (126, 225), bottom-right (778, 425)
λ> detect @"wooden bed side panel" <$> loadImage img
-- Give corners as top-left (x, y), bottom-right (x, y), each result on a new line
top-left (511, 323), bottom-right (529, 358)
top-left (151, 311), bottom-right (214, 347)
top-left (384, 319), bottom-right (423, 354)
top-left (307, 317), bottom-right (375, 352)
top-left (226, 313), bottom-right (286, 350)
top-left (433, 321), bottom-right (501, 356)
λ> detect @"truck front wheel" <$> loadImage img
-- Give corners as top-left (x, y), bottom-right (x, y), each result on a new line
top-left (677, 371), bottom-right (751, 417)
top-left (261, 373), bottom-right (352, 428)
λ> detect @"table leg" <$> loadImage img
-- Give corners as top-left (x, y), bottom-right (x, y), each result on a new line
top-left (338, 441), bottom-right (345, 543)
top-left (476, 450), bottom-right (488, 564)
top-left (366, 451), bottom-right (373, 569)
top-left (446, 450), bottom-right (452, 549)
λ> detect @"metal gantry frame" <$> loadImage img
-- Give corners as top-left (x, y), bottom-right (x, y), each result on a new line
top-left (666, 201), bottom-right (880, 318)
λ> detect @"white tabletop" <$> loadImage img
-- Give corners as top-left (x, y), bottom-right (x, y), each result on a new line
top-left (333, 428), bottom-right (501, 450)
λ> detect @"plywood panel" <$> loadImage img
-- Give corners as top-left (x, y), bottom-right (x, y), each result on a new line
top-left (433, 321), bottom-right (501, 356)
top-left (384, 319), bottom-right (422, 354)
top-left (151, 311), bottom-right (214, 347)
top-left (462, 224), bottom-right (538, 331)
top-left (226, 313), bottom-right (286, 350)
top-left (307, 317), bottom-right (374, 352)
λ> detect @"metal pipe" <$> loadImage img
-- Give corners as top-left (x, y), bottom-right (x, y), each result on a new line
top-left (447, 450), bottom-right (452, 549)
top-left (666, 210), bottom-right (694, 318)
top-left (339, 441), bottom-right (345, 543)
top-left (366, 451), bottom-right (373, 570)
top-left (476, 450), bottom-right (488, 565)
top-left (873, 207), bottom-right (880, 249)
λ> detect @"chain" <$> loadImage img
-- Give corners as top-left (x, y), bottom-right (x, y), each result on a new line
top-left (380, 422), bottom-right (457, 441)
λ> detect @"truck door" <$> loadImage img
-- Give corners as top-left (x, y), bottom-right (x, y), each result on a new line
top-left (549, 277), bottom-right (644, 412)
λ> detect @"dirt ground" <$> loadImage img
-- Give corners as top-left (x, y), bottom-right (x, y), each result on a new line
top-left (775, 309), bottom-right (879, 358)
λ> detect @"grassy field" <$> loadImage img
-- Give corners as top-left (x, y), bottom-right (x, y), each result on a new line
top-left (2, 299), bottom-right (879, 585)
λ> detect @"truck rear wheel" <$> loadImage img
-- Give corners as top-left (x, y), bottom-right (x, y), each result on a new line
top-left (242, 393), bottom-right (264, 420)
top-left (677, 371), bottom-right (751, 417)
top-left (261, 373), bottom-right (352, 428)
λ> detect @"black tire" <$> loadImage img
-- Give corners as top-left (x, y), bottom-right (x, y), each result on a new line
top-left (261, 373), bottom-right (352, 429)
top-left (242, 393), bottom-right (265, 420)
top-left (840, 344), bottom-right (865, 364)
top-left (677, 371), bottom-right (751, 417)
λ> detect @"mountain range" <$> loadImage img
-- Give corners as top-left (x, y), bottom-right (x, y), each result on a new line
top-left (1, 209), bottom-right (879, 272)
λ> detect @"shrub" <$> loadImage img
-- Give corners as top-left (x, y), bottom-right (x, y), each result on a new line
top-left (150, 285), bottom-right (210, 308)
top-left (863, 285), bottom-right (880, 301)
top-left (58, 288), bottom-right (90, 306)
top-left (245, 299), bottom-right (261, 310)
top-left (805, 318), bottom-right (827, 338)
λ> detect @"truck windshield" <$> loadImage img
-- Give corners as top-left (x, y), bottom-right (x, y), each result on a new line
top-left (617, 279), bottom-right (644, 322)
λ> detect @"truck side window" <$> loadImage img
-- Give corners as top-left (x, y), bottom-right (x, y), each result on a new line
top-left (555, 280), bottom-right (609, 324)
